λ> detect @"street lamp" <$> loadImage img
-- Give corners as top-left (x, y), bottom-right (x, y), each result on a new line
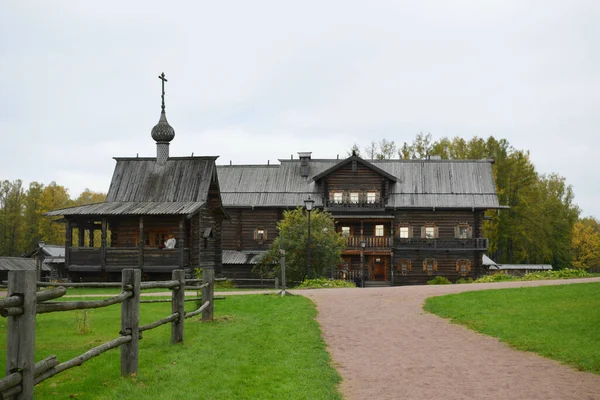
top-left (304, 197), bottom-right (315, 279)
top-left (360, 240), bottom-right (366, 287)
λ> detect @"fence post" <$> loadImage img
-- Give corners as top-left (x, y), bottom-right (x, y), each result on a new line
top-left (274, 277), bottom-right (279, 290)
top-left (120, 269), bottom-right (140, 377)
top-left (171, 269), bottom-right (185, 344)
top-left (6, 270), bottom-right (36, 399)
top-left (202, 267), bottom-right (214, 321)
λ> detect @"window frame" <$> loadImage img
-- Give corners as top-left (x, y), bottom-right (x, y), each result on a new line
top-left (254, 227), bottom-right (267, 243)
top-left (422, 258), bottom-right (438, 276)
top-left (397, 225), bottom-right (412, 239)
top-left (374, 224), bottom-right (385, 237)
top-left (397, 258), bottom-right (412, 276)
top-left (455, 223), bottom-right (472, 239)
top-left (349, 192), bottom-right (360, 204)
top-left (366, 191), bottom-right (377, 204)
top-left (422, 224), bottom-right (439, 239)
top-left (456, 258), bottom-right (471, 277)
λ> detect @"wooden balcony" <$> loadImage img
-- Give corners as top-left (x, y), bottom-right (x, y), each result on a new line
top-left (346, 235), bottom-right (393, 249)
top-left (395, 238), bottom-right (489, 251)
top-left (325, 199), bottom-right (385, 211)
top-left (68, 247), bottom-right (190, 271)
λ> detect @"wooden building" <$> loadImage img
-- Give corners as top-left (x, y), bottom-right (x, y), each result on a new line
top-left (218, 152), bottom-right (503, 285)
top-left (46, 75), bottom-right (228, 281)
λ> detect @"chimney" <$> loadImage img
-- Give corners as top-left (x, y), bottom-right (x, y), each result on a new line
top-left (298, 152), bottom-right (312, 177)
top-left (38, 241), bottom-right (45, 248)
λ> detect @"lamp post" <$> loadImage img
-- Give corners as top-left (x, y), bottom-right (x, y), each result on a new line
top-left (360, 240), bottom-right (366, 287)
top-left (304, 197), bottom-right (315, 279)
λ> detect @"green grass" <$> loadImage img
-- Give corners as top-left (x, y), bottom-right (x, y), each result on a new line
top-left (424, 282), bottom-right (600, 373)
top-left (0, 295), bottom-right (342, 399)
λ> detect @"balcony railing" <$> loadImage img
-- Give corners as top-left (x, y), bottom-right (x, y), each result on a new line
top-left (395, 238), bottom-right (489, 250)
top-left (346, 235), bottom-right (393, 249)
top-left (325, 199), bottom-right (385, 210)
top-left (68, 247), bottom-right (190, 268)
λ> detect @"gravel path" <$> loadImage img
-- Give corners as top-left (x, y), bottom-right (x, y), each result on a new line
top-left (296, 278), bottom-right (600, 400)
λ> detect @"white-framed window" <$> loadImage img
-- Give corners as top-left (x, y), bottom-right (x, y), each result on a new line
top-left (349, 192), bottom-right (359, 203)
top-left (333, 192), bottom-right (343, 203)
top-left (422, 224), bottom-right (438, 239)
top-left (455, 223), bottom-right (472, 239)
top-left (341, 226), bottom-right (351, 237)
top-left (254, 228), bottom-right (267, 242)
top-left (398, 226), bottom-right (413, 239)
top-left (375, 224), bottom-right (384, 237)
top-left (366, 192), bottom-right (377, 203)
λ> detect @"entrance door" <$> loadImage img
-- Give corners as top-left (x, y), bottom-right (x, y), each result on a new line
top-left (370, 256), bottom-right (387, 281)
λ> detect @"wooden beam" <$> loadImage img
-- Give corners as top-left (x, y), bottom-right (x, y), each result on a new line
top-left (179, 217), bottom-right (185, 269)
top-left (78, 222), bottom-right (85, 247)
top-left (6, 270), bottom-right (36, 399)
top-left (101, 218), bottom-right (107, 269)
top-left (120, 269), bottom-right (140, 376)
top-left (138, 217), bottom-right (144, 270)
top-left (65, 220), bottom-right (71, 267)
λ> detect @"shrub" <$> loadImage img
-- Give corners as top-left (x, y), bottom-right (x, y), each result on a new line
top-left (296, 278), bottom-right (356, 289)
top-left (474, 272), bottom-right (519, 283)
top-left (215, 279), bottom-right (236, 289)
top-left (456, 277), bottom-right (474, 284)
top-left (522, 268), bottom-right (589, 280)
top-left (427, 276), bottom-right (452, 285)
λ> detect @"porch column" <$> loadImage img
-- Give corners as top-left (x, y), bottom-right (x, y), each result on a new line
top-left (179, 216), bottom-right (185, 269)
top-left (101, 218), bottom-right (107, 269)
top-left (89, 227), bottom-right (95, 248)
top-left (138, 217), bottom-right (144, 269)
top-left (78, 222), bottom-right (85, 247)
top-left (65, 220), bottom-right (72, 268)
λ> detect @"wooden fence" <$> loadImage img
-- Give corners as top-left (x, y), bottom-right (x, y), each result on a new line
top-left (0, 268), bottom-right (215, 400)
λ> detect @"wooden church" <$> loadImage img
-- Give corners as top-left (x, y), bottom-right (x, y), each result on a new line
top-left (46, 74), bottom-right (228, 281)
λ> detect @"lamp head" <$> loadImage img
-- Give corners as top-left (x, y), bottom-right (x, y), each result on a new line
top-left (304, 197), bottom-right (315, 212)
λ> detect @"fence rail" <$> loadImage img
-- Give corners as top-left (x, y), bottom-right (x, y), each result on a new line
top-left (0, 267), bottom-right (215, 400)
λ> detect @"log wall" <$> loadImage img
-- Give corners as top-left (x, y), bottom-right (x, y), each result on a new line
top-left (222, 208), bottom-right (280, 251)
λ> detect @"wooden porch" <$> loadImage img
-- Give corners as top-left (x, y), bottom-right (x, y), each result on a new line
top-left (68, 247), bottom-right (190, 270)
top-left (345, 235), bottom-right (393, 249)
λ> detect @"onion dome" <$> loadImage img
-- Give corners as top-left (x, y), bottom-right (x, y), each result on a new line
top-left (151, 72), bottom-right (175, 143)
top-left (151, 110), bottom-right (175, 143)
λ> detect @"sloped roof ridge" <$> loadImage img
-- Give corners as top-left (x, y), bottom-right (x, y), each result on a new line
top-left (114, 156), bottom-right (219, 161)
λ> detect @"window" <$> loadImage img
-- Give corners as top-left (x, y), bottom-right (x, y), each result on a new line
top-left (397, 259), bottom-right (412, 276)
top-left (333, 192), bottom-right (343, 203)
top-left (422, 224), bottom-right (438, 239)
top-left (398, 225), bottom-right (412, 239)
top-left (341, 226), bottom-right (351, 237)
top-left (423, 258), bottom-right (438, 276)
top-left (456, 259), bottom-right (471, 277)
top-left (254, 228), bottom-right (267, 243)
top-left (140, 230), bottom-right (169, 247)
top-left (455, 223), bottom-right (472, 239)
top-left (349, 192), bottom-right (359, 203)
top-left (366, 192), bottom-right (377, 204)
top-left (375, 224), bottom-right (384, 237)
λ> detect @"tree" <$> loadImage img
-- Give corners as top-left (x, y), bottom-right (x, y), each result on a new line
top-left (347, 143), bottom-right (362, 158)
top-left (38, 182), bottom-right (71, 245)
top-left (255, 208), bottom-right (346, 283)
top-left (571, 220), bottom-right (600, 270)
top-left (0, 180), bottom-right (25, 256)
top-left (22, 181), bottom-right (45, 252)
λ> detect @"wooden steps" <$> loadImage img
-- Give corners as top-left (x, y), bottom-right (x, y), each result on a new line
top-left (364, 280), bottom-right (392, 288)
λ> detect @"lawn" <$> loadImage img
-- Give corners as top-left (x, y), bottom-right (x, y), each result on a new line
top-left (0, 294), bottom-right (342, 399)
top-left (424, 282), bottom-right (600, 373)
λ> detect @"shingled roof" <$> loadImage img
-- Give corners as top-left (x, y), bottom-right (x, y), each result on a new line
top-left (217, 156), bottom-right (502, 209)
top-left (47, 157), bottom-right (222, 217)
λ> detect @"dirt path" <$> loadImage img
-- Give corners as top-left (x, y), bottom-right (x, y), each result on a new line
top-left (296, 278), bottom-right (600, 400)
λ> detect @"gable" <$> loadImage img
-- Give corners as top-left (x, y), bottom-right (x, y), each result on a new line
top-left (312, 156), bottom-right (397, 183)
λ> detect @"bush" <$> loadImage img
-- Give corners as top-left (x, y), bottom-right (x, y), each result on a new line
top-left (427, 276), bottom-right (452, 285)
top-left (474, 273), bottom-right (518, 283)
top-left (456, 277), bottom-right (474, 284)
top-left (296, 278), bottom-right (356, 289)
top-left (215, 279), bottom-right (236, 289)
top-left (521, 268), bottom-right (589, 281)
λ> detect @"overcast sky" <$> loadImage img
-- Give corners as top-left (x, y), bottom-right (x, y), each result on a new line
top-left (1, 1), bottom-right (598, 218)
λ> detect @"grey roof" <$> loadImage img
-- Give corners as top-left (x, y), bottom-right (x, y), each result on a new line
top-left (222, 250), bottom-right (266, 265)
top-left (0, 257), bottom-right (37, 271)
top-left (482, 254), bottom-right (497, 266)
top-left (40, 245), bottom-right (65, 258)
top-left (46, 157), bottom-right (218, 217)
top-left (217, 157), bottom-right (502, 209)
top-left (46, 201), bottom-right (205, 217)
